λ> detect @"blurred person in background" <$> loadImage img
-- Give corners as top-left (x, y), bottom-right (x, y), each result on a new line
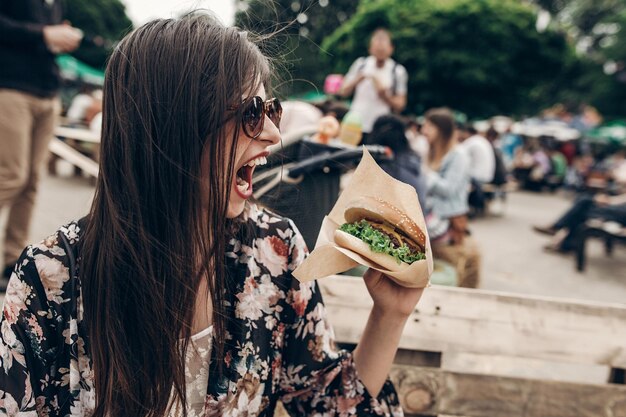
top-left (339, 28), bottom-right (408, 143)
top-left (534, 194), bottom-right (626, 253)
top-left (406, 118), bottom-right (429, 166)
top-left (66, 84), bottom-right (95, 124)
top-left (368, 114), bottom-right (427, 206)
top-left (458, 124), bottom-right (495, 215)
top-left (0, 0), bottom-right (82, 290)
top-left (423, 111), bottom-right (481, 287)
top-left (501, 126), bottom-right (524, 168)
top-left (547, 141), bottom-right (568, 190)
top-left (535, 148), bottom-right (626, 252)
top-left (422, 108), bottom-right (470, 245)
top-left (485, 126), bottom-right (509, 215)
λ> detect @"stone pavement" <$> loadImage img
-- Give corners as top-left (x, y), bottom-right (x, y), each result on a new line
top-left (2, 171), bottom-right (626, 306)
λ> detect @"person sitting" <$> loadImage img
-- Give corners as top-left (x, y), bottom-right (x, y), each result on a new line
top-left (368, 114), bottom-right (427, 207)
top-left (458, 124), bottom-right (495, 215)
top-left (485, 126), bottom-right (509, 215)
top-left (422, 109), bottom-right (481, 287)
top-left (534, 192), bottom-right (626, 252)
top-left (422, 108), bottom-right (470, 245)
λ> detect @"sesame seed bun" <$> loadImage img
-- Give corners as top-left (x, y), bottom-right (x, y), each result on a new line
top-left (343, 196), bottom-right (426, 251)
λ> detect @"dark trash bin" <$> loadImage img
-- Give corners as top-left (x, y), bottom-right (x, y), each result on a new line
top-left (253, 140), bottom-right (390, 249)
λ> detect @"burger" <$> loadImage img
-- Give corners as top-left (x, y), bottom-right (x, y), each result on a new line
top-left (334, 196), bottom-right (426, 271)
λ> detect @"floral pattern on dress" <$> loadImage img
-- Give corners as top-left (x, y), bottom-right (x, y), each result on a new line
top-left (0, 203), bottom-right (404, 416)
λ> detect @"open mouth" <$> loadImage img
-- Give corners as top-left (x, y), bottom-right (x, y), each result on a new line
top-left (234, 154), bottom-right (268, 198)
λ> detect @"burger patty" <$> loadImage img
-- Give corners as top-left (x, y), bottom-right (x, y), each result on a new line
top-left (369, 221), bottom-right (421, 253)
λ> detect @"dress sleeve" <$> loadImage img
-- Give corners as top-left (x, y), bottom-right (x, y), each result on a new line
top-left (0, 246), bottom-right (57, 416)
top-left (278, 220), bottom-right (403, 416)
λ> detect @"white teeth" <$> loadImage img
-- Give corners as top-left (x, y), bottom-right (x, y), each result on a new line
top-left (244, 156), bottom-right (268, 168)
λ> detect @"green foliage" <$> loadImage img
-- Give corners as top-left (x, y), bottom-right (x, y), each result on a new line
top-left (63, 0), bottom-right (133, 69)
top-left (234, 0), bottom-right (360, 94)
top-left (527, 0), bottom-right (626, 118)
top-left (323, 0), bottom-right (575, 117)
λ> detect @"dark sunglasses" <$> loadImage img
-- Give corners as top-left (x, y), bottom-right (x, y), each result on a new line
top-left (230, 96), bottom-right (282, 139)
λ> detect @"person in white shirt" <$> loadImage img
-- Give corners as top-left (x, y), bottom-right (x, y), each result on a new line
top-left (459, 125), bottom-right (496, 183)
top-left (339, 28), bottom-right (408, 138)
top-left (459, 125), bottom-right (496, 215)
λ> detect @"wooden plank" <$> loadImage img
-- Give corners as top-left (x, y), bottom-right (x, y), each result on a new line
top-left (55, 126), bottom-right (101, 143)
top-left (320, 276), bottom-right (626, 368)
top-left (391, 365), bottom-right (626, 417)
top-left (442, 351), bottom-right (610, 385)
top-left (48, 138), bottom-right (99, 178)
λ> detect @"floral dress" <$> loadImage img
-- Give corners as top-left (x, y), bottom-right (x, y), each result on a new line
top-left (0, 203), bottom-right (404, 416)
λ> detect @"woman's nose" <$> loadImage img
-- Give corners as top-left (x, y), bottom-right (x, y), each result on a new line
top-left (257, 115), bottom-right (281, 146)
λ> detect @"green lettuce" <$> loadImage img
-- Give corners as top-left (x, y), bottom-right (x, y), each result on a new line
top-left (339, 220), bottom-right (426, 264)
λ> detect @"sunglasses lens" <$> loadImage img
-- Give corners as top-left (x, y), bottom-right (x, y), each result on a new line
top-left (242, 96), bottom-right (264, 138)
top-left (267, 98), bottom-right (282, 129)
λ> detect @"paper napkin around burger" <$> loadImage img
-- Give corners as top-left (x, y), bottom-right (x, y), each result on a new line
top-left (292, 148), bottom-right (433, 288)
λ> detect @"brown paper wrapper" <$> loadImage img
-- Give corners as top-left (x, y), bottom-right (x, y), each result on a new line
top-left (292, 148), bottom-right (433, 288)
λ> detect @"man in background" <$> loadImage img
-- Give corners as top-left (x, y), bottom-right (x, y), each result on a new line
top-left (339, 28), bottom-right (408, 143)
top-left (459, 125), bottom-right (496, 215)
top-left (0, 0), bottom-right (82, 290)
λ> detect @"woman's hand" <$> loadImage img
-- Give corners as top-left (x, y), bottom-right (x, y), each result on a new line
top-left (362, 268), bottom-right (424, 318)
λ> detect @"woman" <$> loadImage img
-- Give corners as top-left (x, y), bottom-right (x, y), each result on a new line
top-left (421, 108), bottom-right (470, 244)
top-left (0, 15), bottom-right (422, 417)
top-left (369, 114), bottom-right (427, 207)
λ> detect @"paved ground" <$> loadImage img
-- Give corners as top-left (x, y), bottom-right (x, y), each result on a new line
top-left (472, 191), bottom-right (626, 304)
top-left (2, 167), bottom-right (626, 306)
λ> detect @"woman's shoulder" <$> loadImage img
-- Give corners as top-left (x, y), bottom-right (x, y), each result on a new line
top-left (444, 146), bottom-right (469, 166)
top-left (240, 203), bottom-right (308, 270)
top-left (6, 220), bottom-right (84, 316)
top-left (244, 203), bottom-right (301, 238)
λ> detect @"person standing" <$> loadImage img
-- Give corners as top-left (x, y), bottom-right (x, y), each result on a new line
top-left (0, 0), bottom-right (82, 288)
top-left (339, 28), bottom-right (408, 143)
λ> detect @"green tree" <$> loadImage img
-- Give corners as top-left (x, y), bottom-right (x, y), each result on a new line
top-left (234, 0), bottom-right (359, 95)
top-left (527, 0), bottom-right (626, 118)
top-left (323, 0), bottom-right (574, 118)
top-left (63, 0), bottom-right (133, 69)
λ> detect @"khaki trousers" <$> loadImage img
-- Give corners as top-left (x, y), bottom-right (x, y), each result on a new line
top-left (432, 236), bottom-right (482, 288)
top-left (0, 89), bottom-right (59, 265)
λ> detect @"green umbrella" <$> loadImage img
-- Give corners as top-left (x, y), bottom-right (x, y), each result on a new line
top-left (56, 54), bottom-right (105, 86)
top-left (585, 120), bottom-right (626, 145)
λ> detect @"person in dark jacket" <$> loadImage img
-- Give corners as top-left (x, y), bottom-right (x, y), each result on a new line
top-left (368, 114), bottom-right (428, 207)
top-left (0, 0), bottom-right (82, 289)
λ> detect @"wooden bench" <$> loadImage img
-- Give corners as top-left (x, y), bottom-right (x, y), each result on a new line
top-left (316, 275), bottom-right (626, 417)
top-left (49, 126), bottom-right (100, 179)
top-left (575, 219), bottom-right (626, 272)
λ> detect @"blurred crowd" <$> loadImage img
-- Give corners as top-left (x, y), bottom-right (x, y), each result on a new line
top-left (276, 27), bottom-right (626, 285)
top-left (2, 19), bottom-right (625, 290)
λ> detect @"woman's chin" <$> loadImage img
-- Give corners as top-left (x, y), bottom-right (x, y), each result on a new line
top-left (227, 199), bottom-right (246, 218)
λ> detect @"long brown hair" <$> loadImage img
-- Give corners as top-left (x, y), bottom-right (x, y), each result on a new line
top-left (425, 107), bottom-right (457, 170)
top-left (81, 14), bottom-right (270, 417)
